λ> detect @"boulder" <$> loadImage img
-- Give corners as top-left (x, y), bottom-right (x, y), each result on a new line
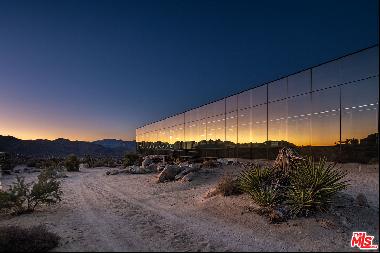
top-left (129, 165), bottom-right (144, 174)
top-left (217, 158), bottom-right (229, 165)
top-left (181, 172), bottom-right (195, 182)
top-left (157, 165), bottom-right (183, 183)
top-left (141, 158), bottom-right (153, 168)
top-left (356, 193), bottom-right (369, 207)
top-left (178, 162), bottom-right (189, 167)
top-left (189, 163), bottom-right (202, 170)
top-left (144, 164), bottom-right (157, 173)
top-left (175, 166), bottom-right (197, 181)
top-left (156, 163), bottom-right (166, 172)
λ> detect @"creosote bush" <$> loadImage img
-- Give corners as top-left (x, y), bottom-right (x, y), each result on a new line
top-left (124, 154), bottom-right (140, 167)
top-left (216, 176), bottom-right (242, 196)
top-left (64, 154), bottom-right (80, 172)
top-left (0, 173), bottom-right (62, 215)
top-left (0, 225), bottom-right (60, 252)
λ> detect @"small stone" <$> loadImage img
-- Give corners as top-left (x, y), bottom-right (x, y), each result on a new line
top-left (356, 193), bottom-right (369, 207)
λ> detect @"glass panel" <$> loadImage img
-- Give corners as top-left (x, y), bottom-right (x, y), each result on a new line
top-left (312, 59), bottom-right (341, 91)
top-left (341, 77), bottom-right (378, 163)
top-left (312, 46), bottom-right (379, 91)
top-left (238, 108), bottom-right (253, 143)
top-left (287, 94), bottom-right (312, 146)
top-left (225, 111), bottom-right (237, 143)
top-left (198, 105), bottom-right (208, 120)
top-left (206, 114), bottom-right (225, 141)
top-left (340, 47), bottom-right (379, 83)
top-left (238, 89), bottom-right (252, 110)
top-left (252, 84), bottom-right (267, 106)
top-left (252, 104), bottom-right (267, 144)
top-left (311, 86), bottom-right (340, 146)
top-left (288, 70), bottom-right (311, 97)
top-left (207, 99), bottom-right (225, 117)
top-left (268, 78), bottom-right (287, 102)
top-left (198, 119), bottom-right (207, 142)
top-left (226, 95), bottom-right (238, 113)
top-left (268, 100), bottom-right (288, 143)
top-left (185, 109), bottom-right (197, 123)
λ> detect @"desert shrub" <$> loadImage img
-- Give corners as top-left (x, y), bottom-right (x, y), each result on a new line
top-left (64, 154), bottom-right (79, 172)
top-left (123, 154), bottom-right (140, 166)
top-left (0, 174), bottom-right (62, 215)
top-left (239, 166), bottom-right (282, 207)
top-left (216, 176), bottom-right (242, 196)
top-left (0, 225), bottom-right (60, 252)
top-left (287, 157), bottom-right (349, 217)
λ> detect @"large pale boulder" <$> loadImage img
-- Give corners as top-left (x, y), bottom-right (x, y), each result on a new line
top-left (157, 165), bottom-right (183, 183)
top-left (174, 166), bottom-right (198, 181)
top-left (129, 165), bottom-right (145, 174)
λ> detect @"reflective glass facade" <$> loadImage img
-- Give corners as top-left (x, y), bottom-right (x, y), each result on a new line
top-left (136, 46), bottom-right (379, 163)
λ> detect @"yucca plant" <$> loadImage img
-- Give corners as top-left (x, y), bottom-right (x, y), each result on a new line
top-left (287, 157), bottom-right (349, 216)
top-left (239, 166), bottom-right (282, 207)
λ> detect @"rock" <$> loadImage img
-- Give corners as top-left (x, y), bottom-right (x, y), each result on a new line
top-left (157, 165), bottom-right (183, 183)
top-left (217, 158), bottom-right (229, 165)
top-left (181, 172), bottom-right (195, 182)
top-left (141, 158), bottom-right (153, 168)
top-left (129, 165), bottom-right (143, 174)
top-left (156, 163), bottom-right (166, 172)
top-left (356, 193), bottom-right (369, 207)
top-left (174, 166), bottom-right (196, 180)
top-left (109, 170), bottom-right (120, 175)
top-left (145, 164), bottom-right (157, 173)
top-left (178, 162), bottom-right (189, 167)
top-left (106, 171), bottom-right (111, 175)
top-left (189, 163), bottom-right (202, 170)
top-left (14, 168), bottom-right (21, 173)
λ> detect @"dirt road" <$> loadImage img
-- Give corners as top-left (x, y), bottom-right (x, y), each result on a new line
top-left (1, 166), bottom-right (378, 252)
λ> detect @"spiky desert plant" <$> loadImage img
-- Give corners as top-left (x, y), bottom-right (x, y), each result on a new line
top-left (238, 166), bottom-right (282, 207)
top-left (287, 157), bottom-right (349, 216)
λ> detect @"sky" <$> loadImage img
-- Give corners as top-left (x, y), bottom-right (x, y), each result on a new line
top-left (0, 0), bottom-right (378, 141)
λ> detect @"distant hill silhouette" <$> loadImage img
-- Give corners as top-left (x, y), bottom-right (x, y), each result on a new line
top-left (0, 135), bottom-right (136, 157)
top-left (92, 139), bottom-right (136, 150)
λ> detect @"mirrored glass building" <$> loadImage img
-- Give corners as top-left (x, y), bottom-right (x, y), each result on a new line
top-left (136, 45), bottom-right (379, 163)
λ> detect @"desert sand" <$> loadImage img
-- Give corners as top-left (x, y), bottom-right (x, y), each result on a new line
top-left (0, 162), bottom-right (378, 252)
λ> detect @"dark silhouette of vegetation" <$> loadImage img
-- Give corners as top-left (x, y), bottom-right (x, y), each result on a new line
top-left (64, 154), bottom-right (80, 172)
top-left (0, 225), bottom-right (60, 252)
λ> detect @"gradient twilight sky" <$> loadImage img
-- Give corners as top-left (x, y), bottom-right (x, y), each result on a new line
top-left (0, 0), bottom-right (378, 141)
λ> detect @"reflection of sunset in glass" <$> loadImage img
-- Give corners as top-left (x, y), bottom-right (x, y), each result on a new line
top-left (137, 46), bottom-right (379, 153)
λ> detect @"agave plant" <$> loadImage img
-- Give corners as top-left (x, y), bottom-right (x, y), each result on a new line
top-left (238, 166), bottom-right (282, 207)
top-left (287, 157), bottom-right (349, 216)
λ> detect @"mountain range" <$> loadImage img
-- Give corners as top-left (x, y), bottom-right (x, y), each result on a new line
top-left (0, 135), bottom-right (136, 157)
